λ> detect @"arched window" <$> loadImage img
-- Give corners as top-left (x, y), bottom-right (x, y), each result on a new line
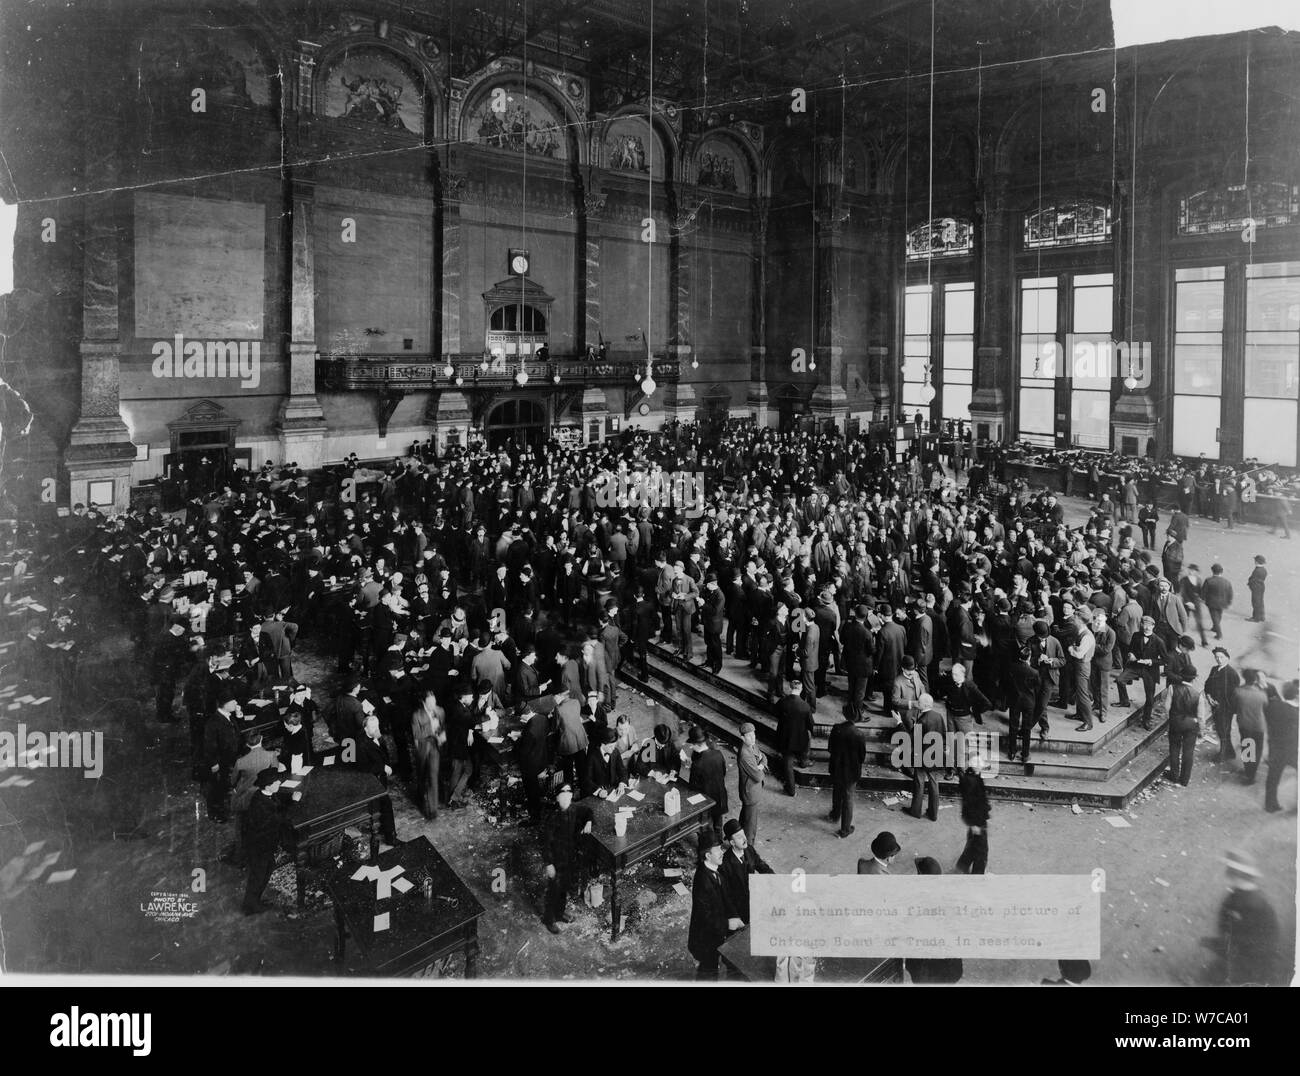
top-left (1023, 203), bottom-right (1111, 249)
top-left (490, 305), bottom-right (547, 333)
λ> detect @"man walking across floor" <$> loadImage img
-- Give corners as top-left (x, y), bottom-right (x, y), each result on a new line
top-left (1247, 555), bottom-right (1267, 622)
top-left (827, 714), bottom-right (867, 839)
top-left (1202, 564), bottom-right (1233, 640)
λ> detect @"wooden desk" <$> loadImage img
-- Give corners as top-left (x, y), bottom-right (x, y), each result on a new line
top-left (718, 926), bottom-right (904, 983)
top-left (585, 775), bottom-right (715, 941)
top-left (282, 767), bottom-right (386, 909)
top-left (322, 836), bottom-right (485, 978)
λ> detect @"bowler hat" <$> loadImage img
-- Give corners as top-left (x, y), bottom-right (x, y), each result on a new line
top-left (723, 819), bottom-right (743, 840)
top-left (687, 725), bottom-right (708, 745)
top-left (871, 831), bottom-right (901, 859)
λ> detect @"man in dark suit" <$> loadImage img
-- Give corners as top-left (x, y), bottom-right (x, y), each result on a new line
top-left (906, 857), bottom-right (964, 983)
top-left (1120, 615), bottom-right (1168, 729)
top-left (718, 818), bottom-right (774, 926)
top-left (542, 783), bottom-right (593, 934)
top-left (774, 679), bottom-right (813, 797)
top-left (907, 694), bottom-right (945, 822)
top-left (354, 714), bottom-right (398, 845)
top-left (1005, 648), bottom-right (1041, 763)
top-left (1247, 555), bottom-right (1267, 622)
top-left (581, 726), bottom-right (629, 799)
top-left (857, 830), bottom-right (901, 874)
top-left (945, 590), bottom-right (977, 675)
top-left (242, 769), bottom-right (286, 915)
top-left (840, 604), bottom-right (874, 721)
top-left (1202, 563), bottom-right (1233, 639)
top-left (687, 725), bottom-right (728, 841)
top-left (631, 587), bottom-right (658, 679)
top-left (688, 831), bottom-right (742, 980)
top-left (826, 715), bottom-right (867, 838)
top-left (258, 611), bottom-right (299, 679)
top-left (701, 573), bottom-right (726, 673)
top-left (514, 705), bottom-right (551, 823)
top-left (203, 692), bottom-right (241, 823)
top-left (874, 605), bottom-right (907, 720)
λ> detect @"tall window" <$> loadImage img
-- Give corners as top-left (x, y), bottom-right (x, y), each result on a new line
top-left (902, 284), bottom-right (933, 417)
top-left (1244, 261), bottom-right (1300, 466)
top-left (1017, 273), bottom-right (1115, 447)
top-left (1172, 266), bottom-right (1224, 459)
top-left (1018, 278), bottom-right (1057, 446)
top-left (1069, 273), bottom-right (1114, 449)
top-left (941, 283), bottom-right (974, 423)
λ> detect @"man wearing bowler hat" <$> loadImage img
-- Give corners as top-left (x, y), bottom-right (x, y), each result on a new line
top-left (687, 725), bottom-right (728, 842)
top-left (688, 829), bottom-right (742, 980)
top-left (718, 817), bottom-right (774, 926)
top-left (857, 830), bottom-right (901, 874)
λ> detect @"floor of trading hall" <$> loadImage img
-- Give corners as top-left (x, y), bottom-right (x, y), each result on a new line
top-left (1, 487), bottom-right (1294, 982)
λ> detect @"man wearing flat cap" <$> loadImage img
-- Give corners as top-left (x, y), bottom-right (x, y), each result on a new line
top-left (1121, 614), bottom-right (1167, 730)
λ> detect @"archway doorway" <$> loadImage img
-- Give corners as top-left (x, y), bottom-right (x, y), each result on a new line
top-left (485, 398), bottom-right (547, 453)
top-left (774, 384), bottom-right (805, 435)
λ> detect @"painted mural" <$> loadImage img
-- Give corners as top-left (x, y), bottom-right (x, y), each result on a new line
top-left (137, 25), bottom-right (273, 108)
top-left (604, 116), bottom-right (662, 178)
top-left (322, 49), bottom-right (425, 136)
top-left (470, 89), bottom-right (567, 159)
top-left (695, 139), bottom-right (748, 193)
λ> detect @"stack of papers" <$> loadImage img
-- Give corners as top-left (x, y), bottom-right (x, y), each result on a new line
top-left (686, 793), bottom-right (706, 805)
top-left (626, 789), bottom-right (645, 801)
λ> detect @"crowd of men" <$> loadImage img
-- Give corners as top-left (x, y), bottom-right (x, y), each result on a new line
top-left (5, 416), bottom-right (1296, 977)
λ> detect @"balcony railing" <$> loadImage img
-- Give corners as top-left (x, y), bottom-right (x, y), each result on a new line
top-left (316, 354), bottom-right (680, 391)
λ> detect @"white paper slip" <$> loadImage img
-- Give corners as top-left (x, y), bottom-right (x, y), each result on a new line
top-left (686, 794), bottom-right (706, 805)
top-left (0, 776), bottom-right (21, 788)
top-left (245, 698), bottom-right (270, 708)
top-left (296, 765), bottom-right (314, 776)
top-left (280, 779), bottom-right (301, 789)
top-left (47, 869), bottom-right (77, 884)
top-left (392, 877), bottom-right (414, 894)
top-left (626, 790), bottom-right (645, 801)
top-left (30, 697), bottom-right (50, 705)
top-left (671, 882), bottom-right (690, 897)
top-left (323, 755), bottom-right (337, 766)
top-left (13, 778), bottom-right (33, 788)
top-left (373, 912), bottom-right (390, 932)
top-left (1104, 816), bottom-right (1132, 828)
top-left (16, 694), bottom-right (35, 704)
top-left (23, 840), bottom-right (47, 855)
top-left (487, 736), bottom-right (504, 745)
top-left (606, 790), bottom-right (623, 803)
top-left (662, 868), bottom-right (682, 879)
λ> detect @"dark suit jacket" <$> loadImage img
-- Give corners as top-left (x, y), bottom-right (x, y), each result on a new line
top-left (258, 619), bottom-right (298, 658)
top-left (828, 719), bottom-right (867, 785)
top-left (874, 621), bottom-right (907, 680)
top-left (719, 845), bottom-right (774, 925)
top-left (689, 747), bottom-right (728, 813)
top-left (688, 864), bottom-right (734, 962)
top-left (581, 746), bottom-right (629, 798)
top-left (353, 733), bottom-right (391, 788)
top-left (840, 620), bottom-right (873, 676)
top-left (774, 694), bottom-right (814, 755)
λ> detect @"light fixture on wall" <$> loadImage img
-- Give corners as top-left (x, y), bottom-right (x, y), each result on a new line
top-left (516, 368), bottom-right (529, 386)
top-left (480, 355), bottom-right (491, 374)
top-left (920, 361), bottom-right (936, 404)
top-left (690, 355), bottom-right (699, 370)
top-left (551, 367), bottom-right (561, 384)
top-left (454, 374), bottom-right (464, 387)
top-left (443, 361), bottom-right (455, 379)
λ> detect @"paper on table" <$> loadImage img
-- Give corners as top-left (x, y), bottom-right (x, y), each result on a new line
top-left (626, 790), bottom-right (645, 801)
top-left (671, 882), bottom-right (689, 897)
top-left (323, 755), bottom-right (337, 766)
top-left (686, 793), bottom-right (706, 805)
top-left (662, 868), bottom-right (682, 878)
top-left (392, 877), bottom-right (414, 894)
top-left (606, 789), bottom-right (623, 803)
top-left (296, 765), bottom-right (314, 776)
top-left (1104, 816), bottom-right (1132, 828)
top-left (47, 869), bottom-right (77, 884)
top-left (280, 779), bottom-right (301, 789)
top-left (373, 912), bottom-right (390, 932)
top-left (487, 736), bottom-right (504, 745)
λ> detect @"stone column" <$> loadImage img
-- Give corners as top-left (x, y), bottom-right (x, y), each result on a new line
top-left (969, 173), bottom-right (1013, 442)
top-left (1111, 173), bottom-right (1161, 456)
top-left (278, 179), bottom-right (326, 468)
top-left (809, 144), bottom-right (848, 432)
top-left (581, 188), bottom-right (607, 355)
top-left (439, 170), bottom-right (467, 359)
top-left (66, 190), bottom-right (135, 514)
top-left (863, 196), bottom-right (897, 422)
top-left (747, 196), bottom-right (771, 424)
top-left (668, 193), bottom-right (698, 376)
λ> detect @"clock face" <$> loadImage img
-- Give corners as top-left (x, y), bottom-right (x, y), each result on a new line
top-left (511, 254), bottom-right (529, 274)
top-left (638, 402), bottom-right (652, 416)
